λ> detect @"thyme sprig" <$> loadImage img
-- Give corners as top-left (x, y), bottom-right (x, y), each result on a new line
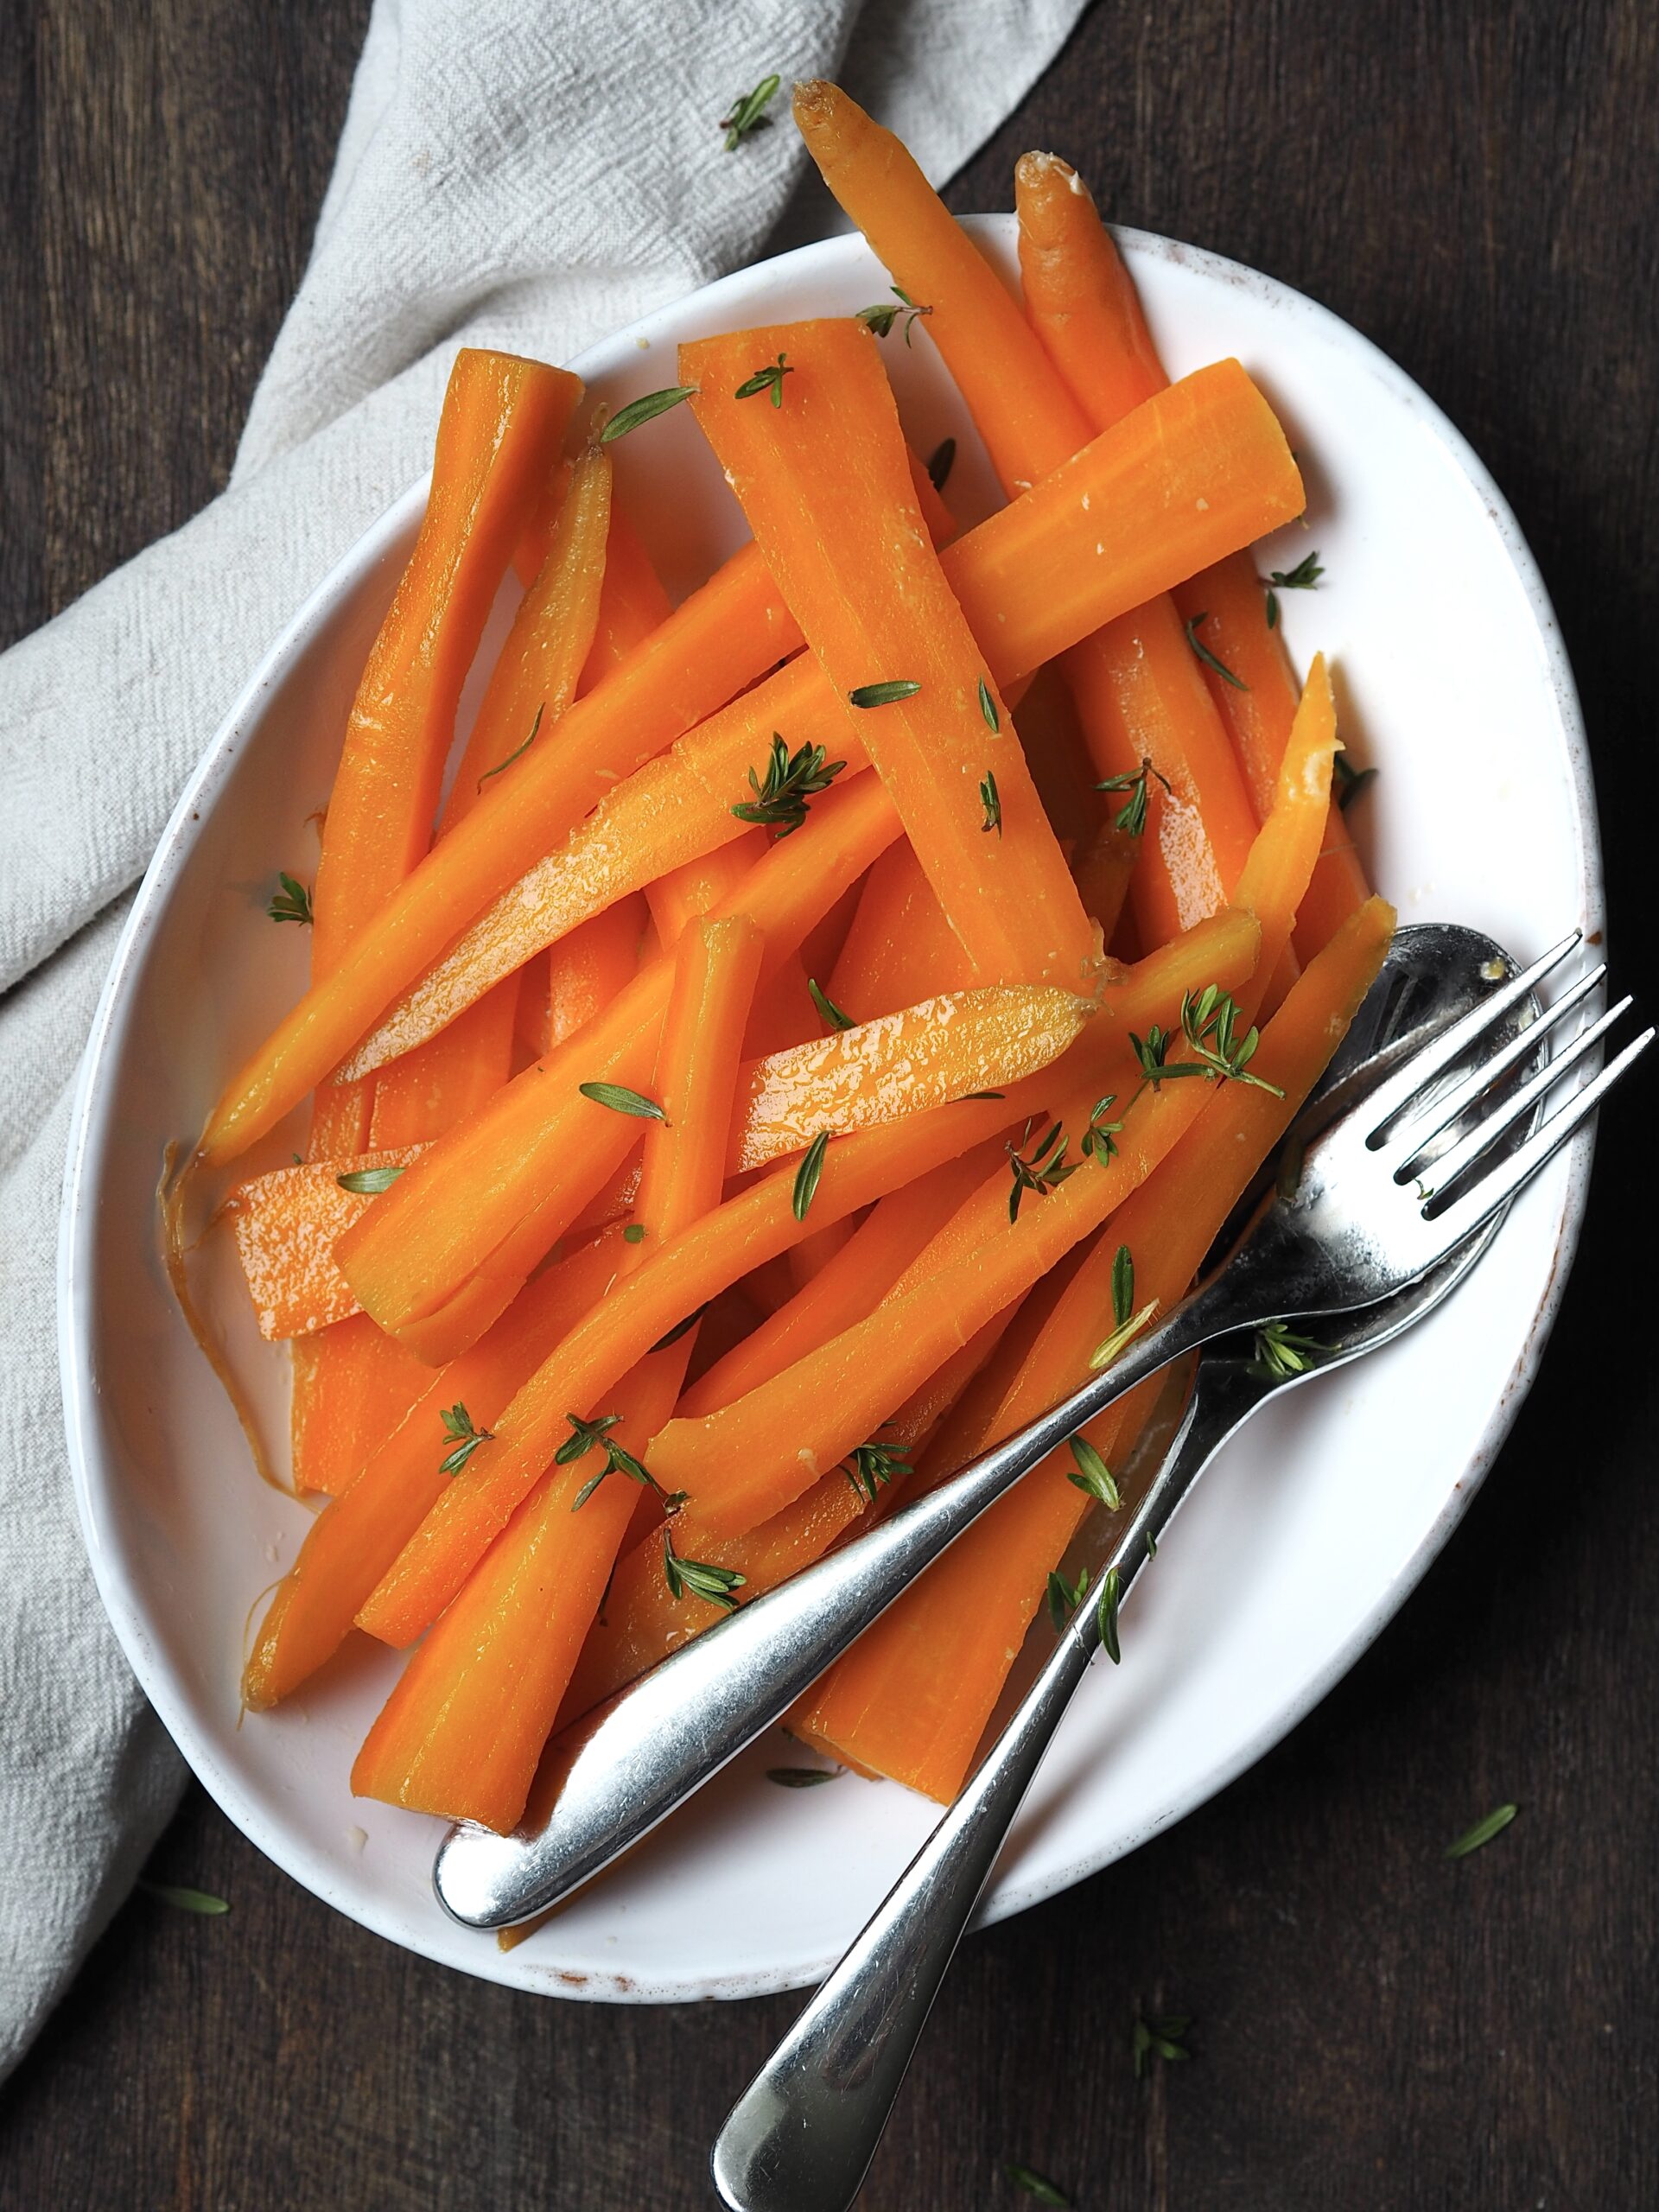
top-left (732, 733), bottom-right (846, 835)
top-left (843, 1435), bottom-right (911, 1505)
top-left (980, 768), bottom-right (1002, 836)
top-left (1066, 1432), bottom-right (1121, 1510)
top-left (1334, 752), bottom-right (1379, 811)
top-left (1130, 987), bottom-right (1283, 1099)
top-left (335, 1164), bottom-right (406, 1195)
top-left (267, 872), bottom-right (313, 925)
top-left (477, 702), bottom-right (543, 791)
top-left (719, 73), bottom-right (780, 151)
top-left (1090, 1243), bottom-right (1157, 1371)
top-left (1184, 611), bottom-right (1249, 690)
top-left (599, 386), bottom-right (697, 442)
top-left (1095, 755), bottom-right (1172, 836)
top-left (558, 1410), bottom-right (686, 1514)
top-left (734, 353), bottom-right (793, 407)
top-left (1006, 1118), bottom-right (1080, 1222)
top-left (1264, 548), bottom-right (1324, 630)
top-left (438, 1402), bottom-right (494, 1476)
top-left (1250, 1319), bottom-right (1331, 1382)
top-left (1079, 1093), bottom-right (1123, 1165)
top-left (792, 1129), bottom-right (830, 1220)
top-left (1046, 1563), bottom-right (1090, 1632)
top-left (663, 1526), bottom-right (746, 1611)
top-left (856, 287), bottom-right (931, 345)
top-left (808, 976), bottom-right (855, 1031)
top-left (1132, 2007), bottom-right (1192, 2075)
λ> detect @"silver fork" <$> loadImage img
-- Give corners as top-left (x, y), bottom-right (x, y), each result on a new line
top-left (434, 931), bottom-right (1647, 1936)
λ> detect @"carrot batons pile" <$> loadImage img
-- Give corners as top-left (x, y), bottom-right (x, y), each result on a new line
top-left (184, 88), bottom-right (1384, 1866)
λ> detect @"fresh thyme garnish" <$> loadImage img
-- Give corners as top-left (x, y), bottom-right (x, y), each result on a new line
top-left (734, 353), bottom-right (793, 407)
top-left (1130, 987), bottom-right (1283, 1099)
top-left (1446, 1802), bottom-right (1518, 1859)
top-left (335, 1164), bottom-right (405, 1195)
top-left (1079, 1094), bottom-right (1123, 1165)
top-left (1006, 1119), bottom-right (1079, 1223)
top-left (477, 702), bottom-right (544, 791)
top-left (732, 733), bottom-right (846, 836)
top-left (650, 1303), bottom-right (709, 1352)
top-left (1132, 2007), bottom-right (1192, 2075)
top-left (792, 1130), bottom-right (830, 1220)
top-left (856, 287), bottom-right (931, 345)
top-left (138, 1881), bottom-right (230, 1916)
top-left (808, 976), bottom-right (855, 1031)
top-left (267, 872), bottom-right (313, 925)
top-left (766, 1766), bottom-right (842, 1788)
top-left (1263, 549), bottom-right (1324, 630)
top-left (1145, 1528), bottom-right (1157, 1559)
top-left (1250, 1319), bottom-right (1329, 1381)
top-left (599, 385), bottom-right (697, 442)
top-left (980, 769), bottom-right (1002, 836)
top-left (1004, 2164), bottom-right (1072, 2207)
top-left (663, 1526), bottom-right (746, 1611)
top-left (961, 1090), bottom-right (1005, 1101)
top-left (622, 1222), bottom-right (646, 1244)
top-left (1184, 611), bottom-right (1249, 690)
top-left (926, 436), bottom-right (957, 492)
top-left (1096, 1564), bottom-right (1122, 1662)
top-left (1095, 755), bottom-right (1172, 837)
top-left (1066, 1432), bottom-right (1121, 1510)
top-left (849, 679), bottom-right (923, 709)
top-left (558, 1411), bottom-right (685, 1514)
top-left (719, 73), bottom-right (781, 151)
top-left (577, 1081), bottom-right (668, 1122)
top-left (438, 1402), bottom-right (494, 1476)
top-left (843, 1436), bottom-right (911, 1505)
top-left (978, 677), bottom-right (1000, 733)
top-left (1090, 1244), bottom-right (1157, 1371)
top-left (1333, 752), bottom-right (1379, 811)
top-left (1046, 1563), bottom-right (1090, 1632)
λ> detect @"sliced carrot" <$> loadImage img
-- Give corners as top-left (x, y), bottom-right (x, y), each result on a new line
top-left (226, 1147), bottom-right (423, 1338)
top-left (199, 357), bottom-right (1303, 1166)
top-left (798, 893), bottom-right (1395, 1799)
top-left (547, 893), bottom-right (651, 1051)
top-left (365, 987), bottom-right (521, 1149)
top-left (796, 84), bottom-right (1273, 994)
top-left (354, 907), bottom-right (1259, 1646)
top-left (578, 502), bottom-right (673, 686)
top-left (829, 842), bottom-right (979, 1022)
top-left (688, 318), bottom-right (1092, 992)
top-left (730, 985), bottom-right (1094, 1172)
top-left (243, 1229), bottom-right (624, 1709)
top-left (644, 832), bottom-right (767, 950)
top-left (337, 774), bottom-right (904, 1364)
top-left (287, 1317), bottom-right (435, 1499)
top-left (351, 910), bottom-right (762, 1829)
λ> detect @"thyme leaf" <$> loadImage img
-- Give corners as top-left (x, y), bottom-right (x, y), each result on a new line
top-left (600, 386), bottom-right (697, 442)
top-left (808, 976), bottom-right (855, 1031)
top-left (267, 872), bottom-right (314, 925)
top-left (335, 1164), bottom-right (405, 1195)
top-left (664, 1527), bottom-right (745, 1611)
top-left (577, 1081), bottom-right (668, 1122)
top-left (980, 768), bottom-right (1002, 836)
top-left (849, 679), bottom-right (922, 709)
top-left (1184, 611), bottom-right (1249, 691)
top-left (792, 1129), bottom-right (830, 1220)
top-left (734, 353), bottom-right (793, 407)
top-left (1446, 1802), bottom-right (1518, 1859)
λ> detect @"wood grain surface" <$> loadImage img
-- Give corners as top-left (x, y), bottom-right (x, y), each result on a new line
top-left (3, 3), bottom-right (1656, 2206)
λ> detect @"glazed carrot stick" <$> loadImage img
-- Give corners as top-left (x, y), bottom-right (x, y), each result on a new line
top-left (798, 894), bottom-right (1395, 1799)
top-left (687, 319), bottom-right (1093, 992)
top-left (351, 912), bottom-right (763, 1829)
top-left (226, 1147), bottom-right (424, 1338)
top-left (547, 893), bottom-right (651, 1050)
top-left (729, 985), bottom-right (1095, 1172)
top-left (442, 441), bottom-right (612, 824)
top-left (243, 1229), bottom-right (625, 1709)
top-left (644, 833), bottom-right (767, 949)
top-left (199, 358), bottom-right (1303, 1164)
top-left (579, 505), bottom-right (673, 683)
top-left (336, 775), bottom-right (905, 1364)
top-left (1013, 149), bottom-right (1369, 956)
top-left (679, 1141), bottom-right (1007, 1416)
top-left (287, 1318), bottom-right (435, 1499)
top-left (828, 842), bottom-right (979, 1022)
top-left (650, 667), bottom-right (1336, 1537)
top-left (795, 83), bottom-right (1269, 983)
top-left (354, 908), bottom-right (1261, 1645)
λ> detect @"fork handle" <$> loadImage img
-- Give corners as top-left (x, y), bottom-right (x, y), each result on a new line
top-left (433, 1265), bottom-right (1254, 1932)
top-left (709, 1368), bottom-right (1220, 2212)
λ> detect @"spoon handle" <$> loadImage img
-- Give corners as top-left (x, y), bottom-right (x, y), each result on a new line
top-left (709, 1367), bottom-right (1228, 2212)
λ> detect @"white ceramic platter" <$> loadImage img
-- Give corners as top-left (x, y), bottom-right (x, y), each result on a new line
top-left (60, 219), bottom-right (1600, 2001)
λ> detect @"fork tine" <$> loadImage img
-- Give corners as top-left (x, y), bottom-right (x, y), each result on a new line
top-left (1388, 963), bottom-right (1607, 1173)
top-left (1358, 931), bottom-right (1583, 1145)
top-left (1424, 1024), bottom-right (1653, 1248)
top-left (1416, 995), bottom-right (1631, 1197)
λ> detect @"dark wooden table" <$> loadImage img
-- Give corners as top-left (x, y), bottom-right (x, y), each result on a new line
top-left (3, 4), bottom-right (1655, 2205)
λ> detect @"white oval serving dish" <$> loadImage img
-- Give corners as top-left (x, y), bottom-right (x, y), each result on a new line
top-left (60, 219), bottom-right (1600, 2001)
